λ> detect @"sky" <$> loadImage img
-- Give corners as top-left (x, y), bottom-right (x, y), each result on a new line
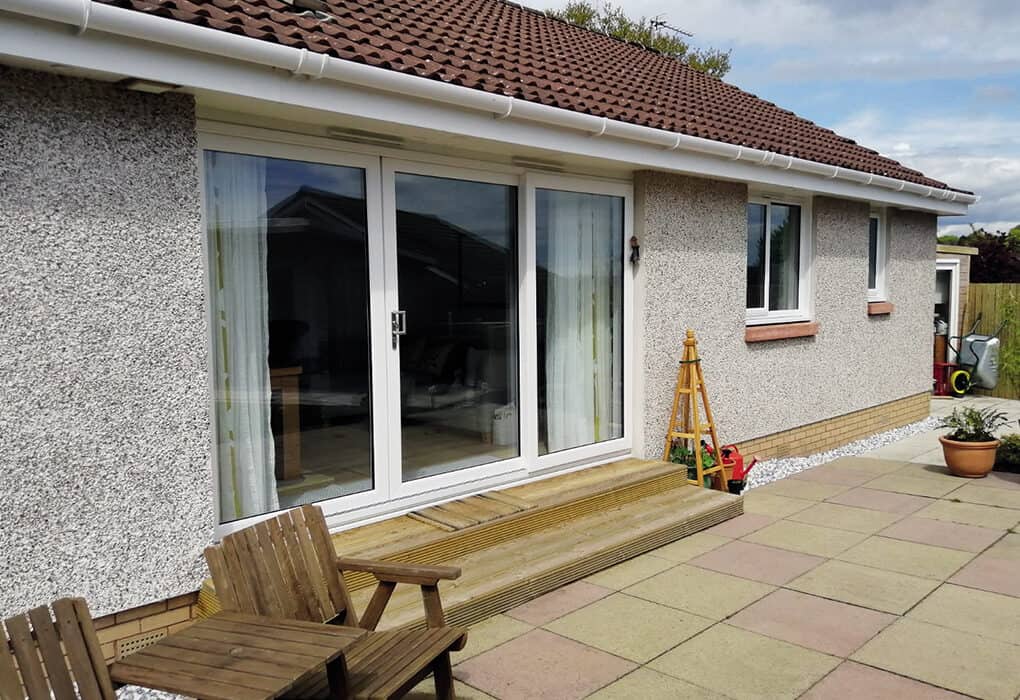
top-left (543, 0), bottom-right (1020, 236)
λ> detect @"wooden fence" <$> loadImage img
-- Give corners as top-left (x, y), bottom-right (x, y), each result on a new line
top-left (964, 283), bottom-right (1019, 399)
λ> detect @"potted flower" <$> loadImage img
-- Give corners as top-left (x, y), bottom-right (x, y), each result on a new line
top-left (939, 407), bottom-right (1010, 478)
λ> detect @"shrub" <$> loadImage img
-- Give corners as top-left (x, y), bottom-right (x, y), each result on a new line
top-left (997, 434), bottom-right (1020, 472)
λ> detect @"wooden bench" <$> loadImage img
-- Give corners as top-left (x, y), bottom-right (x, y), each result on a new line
top-left (1, 597), bottom-right (117, 700)
top-left (205, 505), bottom-right (468, 699)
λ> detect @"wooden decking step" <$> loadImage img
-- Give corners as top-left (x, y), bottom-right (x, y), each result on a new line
top-left (349, 484), bottom-right (740, 630)
top-left (197, 459), bottom-right (742, 623)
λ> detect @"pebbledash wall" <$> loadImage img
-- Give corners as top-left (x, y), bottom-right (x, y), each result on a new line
top-left (0, 67), bottom-right (213, 620)
top-left (634, 171), bottom-right (935, 461)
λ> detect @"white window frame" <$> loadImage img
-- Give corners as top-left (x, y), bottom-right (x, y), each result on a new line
top-left (745, 195), bottom-right (814, 325)
top-left (197, 123), bottom-right (635, 535)
top-left (868, 210), bottom-right (888, 302)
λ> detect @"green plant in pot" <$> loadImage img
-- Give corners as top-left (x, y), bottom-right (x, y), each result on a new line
top-left (939, 407), bottom-right (1010, 478)
top-left (668, 441), bottom-right (716, 487)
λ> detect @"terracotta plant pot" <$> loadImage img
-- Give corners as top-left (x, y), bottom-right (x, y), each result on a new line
top-left (939, 436), bottom-right (1000, 478)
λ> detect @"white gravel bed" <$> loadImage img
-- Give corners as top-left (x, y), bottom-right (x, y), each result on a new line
top-left (741, 416), bottom-right (941, 492)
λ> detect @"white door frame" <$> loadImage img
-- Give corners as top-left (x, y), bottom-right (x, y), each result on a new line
top-left (200, 125), bottom-right (636, 536)
top-left (380, 158), bottom-right (528, 500)
top-left (936, 258), bottom-right (961, 363)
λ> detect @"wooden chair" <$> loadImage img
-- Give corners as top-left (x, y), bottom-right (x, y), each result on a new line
top-left (1, 597), bottom-right (117, 700)
top-left (204, 505), bottom-right (468, 699)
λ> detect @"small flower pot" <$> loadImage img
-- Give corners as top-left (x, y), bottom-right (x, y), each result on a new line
top-left (939, 436), bottom-right (1000, 478)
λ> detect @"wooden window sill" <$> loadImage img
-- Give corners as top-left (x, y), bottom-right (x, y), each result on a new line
top-left (868, 301), bottom-right (895, 315)
top-left (745, 321), bottom-right (819, 343)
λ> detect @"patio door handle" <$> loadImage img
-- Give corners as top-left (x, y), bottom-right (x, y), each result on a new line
top-left (391, 310), bottom-right (406, 348)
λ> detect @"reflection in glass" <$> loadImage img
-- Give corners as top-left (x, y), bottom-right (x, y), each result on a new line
top-left (746, 203), bottom-right (767, 309)
top-left (205, 151), bottom-right (373, 522)
top-left (537, 189), bottom-right (624, 455)
top-left (394, 173), bottom-right (519, 481)
top-left (768, 203), bottom-right (801, 311)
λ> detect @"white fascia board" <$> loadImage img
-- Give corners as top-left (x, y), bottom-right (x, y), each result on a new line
top-left (0, 7), bottom-right (972, 215)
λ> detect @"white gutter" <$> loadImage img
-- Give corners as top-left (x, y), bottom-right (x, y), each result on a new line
top-left (0, 0), bottom-right (978, 206)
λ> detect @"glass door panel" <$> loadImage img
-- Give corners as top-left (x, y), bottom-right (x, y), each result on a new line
top-left (393, 172), bottom-right (520, 481)
top-left (536, 188), bottom-right (624, 455)
top-left (205, 151), bottom-right (374, 522)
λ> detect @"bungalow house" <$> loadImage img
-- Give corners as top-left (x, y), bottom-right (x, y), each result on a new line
top-left (1, 0), bottom-right (974, 638)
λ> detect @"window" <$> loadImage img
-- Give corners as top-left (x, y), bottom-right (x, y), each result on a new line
top-left (536, 188), bottom-right (625, 455)
top-left (746, 198), bottom-right (811, 324)
top-left (868, 212), bottom-right (887, 301)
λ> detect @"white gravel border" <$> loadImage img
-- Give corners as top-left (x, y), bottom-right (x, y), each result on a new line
top-left (741, 416), bottom-right (941, 492)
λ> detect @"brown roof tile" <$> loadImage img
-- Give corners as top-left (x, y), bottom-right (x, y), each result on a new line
top-left (96, 0), bottom-right (961, 191)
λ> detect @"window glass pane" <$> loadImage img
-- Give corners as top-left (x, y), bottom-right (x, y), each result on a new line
top-left (768, 204), bottom-right (801, 311)
top-left (746, 203), bottom-right (767, 308)
top-left (205, 151), bottom-right (372, 523)
top-left (394, 174), bottom-right (519, 481)
top-left (537, 189), bottom-right (624, 455)
top-left (868, 217), bottom-right (879, 290)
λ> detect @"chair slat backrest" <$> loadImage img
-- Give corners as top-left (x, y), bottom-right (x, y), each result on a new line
top-left (205, 505), bottom-right (359, 627)
top-left (1, 598), bottom-right (115, 700)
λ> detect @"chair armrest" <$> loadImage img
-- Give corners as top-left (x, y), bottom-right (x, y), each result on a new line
top-left (337, 557), bottom-right (462, 585)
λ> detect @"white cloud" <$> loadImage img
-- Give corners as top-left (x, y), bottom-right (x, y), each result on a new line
top-left (830, 110), bottom-right (1020, 228)
top-left (543, 0), bottom-right (1020, 83)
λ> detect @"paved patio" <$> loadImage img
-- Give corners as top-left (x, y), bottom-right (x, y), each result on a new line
top-left (413, 397), bottom-right (1020, 700)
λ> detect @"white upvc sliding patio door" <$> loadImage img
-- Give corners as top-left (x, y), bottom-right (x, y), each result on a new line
top-left (201, 126), bottom-right (633, 534)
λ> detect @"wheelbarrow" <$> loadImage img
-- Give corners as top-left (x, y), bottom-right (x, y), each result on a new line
top-left (947, 314), bottom-right (1006, 397)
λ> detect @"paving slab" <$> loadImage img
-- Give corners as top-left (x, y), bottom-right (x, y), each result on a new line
top-left (825, 487), bottom-right (934, 515)
top-left (786, 559), bottom-right (940, 615)
top-left (623, 564), bottom-right (774, 620)
top-left (741, 492), bottom-right (815, 518)
top-left (454, 628), bottom-right (636, 700)
top-left (895, 463), bottom-right (959, 481)
top-left (825, 457), bottom-right (911, 475)
top-left (648, 532), bottom-right (732, 562)
top-left (907, 583), bottom-right (1020, 646)
top-left (453, 614), bottom-right (534, 662)
top-left (789, 465), bottom-right (880, 487)
top-left (688, 539), bottom-right (823, 585)
top-left (505, 580), bottom-right (611, 625)
top-left (742, 519), bottom-right (868, 558)
top-left (864, 473), bottom-right (962, 499)
top-left (544, 593), bottom-right (713, 663)
top-left (727, 588), bottom-right (895, 657)
top-left (970, 471), bottom-right (1020, 490)
top-left (915, 499), bottom-right (1020, 530)
top-left (949, 552), bottom-right (1020, 597)
top-left (648, 624), bottom-right (840, 700)
top-left (800, 661), bottom-right (971, 700)
top-left (756, 479), bottom-right (851, 501)
top-left (878, 515), bottom-right (1004, 552)
top-left (407, 680), bottom-right (497, 699)
top-left (787, 502), bottom-right (903, 534)
top-left (584, 553), bottom-right (676, 590)
top-left (948, 481), bottom-right (1020, 509)
top-left (586, 668), bottom-right (730, 700)
top-left (909, 448), bottom-right (946, 465)
top-left (703, 512), bottom-right (775, 538)
top-left (852, 618), bottom-right (1020, 700)
top-left (835, 536), bottom-right (975, 581)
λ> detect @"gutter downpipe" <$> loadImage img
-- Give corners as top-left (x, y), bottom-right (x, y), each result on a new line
top-left (0, 0), bottom-right (978, 206)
